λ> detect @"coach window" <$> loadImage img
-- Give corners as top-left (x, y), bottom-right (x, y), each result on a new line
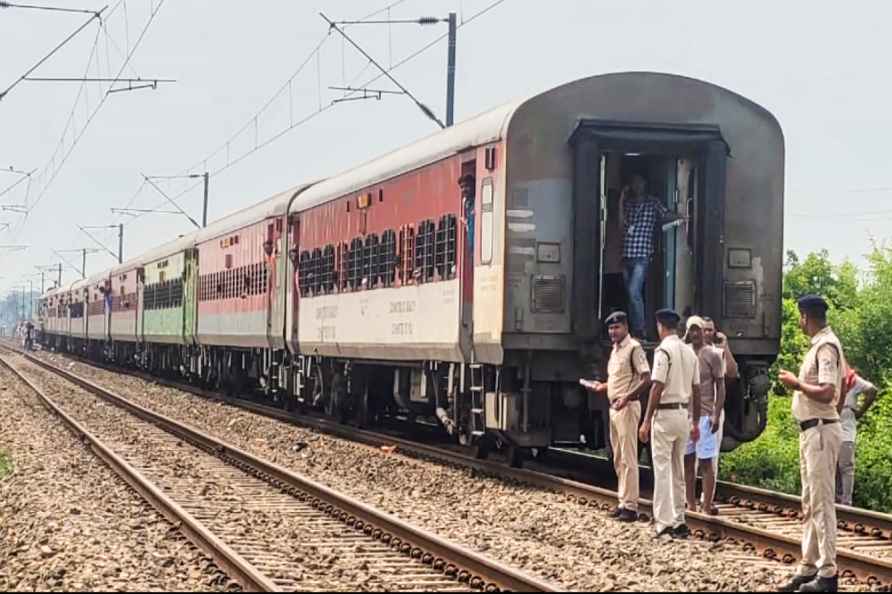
top-left (311, 248), bottom-right (323, 294)
top-left (481, 178), bottom-right (494, 264)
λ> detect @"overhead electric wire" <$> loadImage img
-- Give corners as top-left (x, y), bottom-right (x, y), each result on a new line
top-left (0, 2), bottom-right (99, 15)
top-left (20, 0), bottom-right (167, 228)
top-left (123, 0), bottom-right (505, 226)
top-left (0, 6), bottom-right (107, 101)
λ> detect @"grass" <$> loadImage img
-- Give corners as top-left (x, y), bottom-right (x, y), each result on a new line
top-left (0, 451), bottom-right (11, 480)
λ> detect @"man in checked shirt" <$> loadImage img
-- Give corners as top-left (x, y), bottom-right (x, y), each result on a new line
top-left (620, 174), bottom-right (683, 337)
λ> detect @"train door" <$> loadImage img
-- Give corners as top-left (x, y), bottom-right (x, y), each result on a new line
top-left (459, 159), bottom-right (476, 361)
top-left (183, 248), bottom-right (198, 344)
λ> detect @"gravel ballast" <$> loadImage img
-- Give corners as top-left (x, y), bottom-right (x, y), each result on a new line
top-left (30, 351), bottom-right (828, 592)
top-left (0, 360), bottom-right (233, 592)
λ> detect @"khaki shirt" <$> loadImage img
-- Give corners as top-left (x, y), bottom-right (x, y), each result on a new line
top-left (792, 326), bottom-right (846, 422)
top-left (695, 345), bottom-right (724, 417)
top-left (651, 334), bottom-right (700, 405)
top-left (606, 335), bottom-right (650, 402)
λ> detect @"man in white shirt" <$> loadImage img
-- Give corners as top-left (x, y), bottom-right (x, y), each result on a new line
top-left (836, 370), bottom-right (879, 506)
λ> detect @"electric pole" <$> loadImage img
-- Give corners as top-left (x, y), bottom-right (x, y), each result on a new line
top-left (446, 12), bottom-right (457, 127)
top-left (202, 172), bottom-right (209, 227)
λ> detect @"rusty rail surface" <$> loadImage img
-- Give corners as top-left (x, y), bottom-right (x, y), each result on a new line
top-left (0, 345), bottom-right (556, 593)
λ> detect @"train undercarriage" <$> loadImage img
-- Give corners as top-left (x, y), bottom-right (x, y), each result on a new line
top-left (39, 333), bottom-right (771, 467)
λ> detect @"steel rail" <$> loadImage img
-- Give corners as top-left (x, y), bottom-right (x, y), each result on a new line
top-left (36, 347), bottom-right (892, 589)
top-left (0, 352), bottom-right (278, 592)
top-left (0, 345), bottom-right (556, 593)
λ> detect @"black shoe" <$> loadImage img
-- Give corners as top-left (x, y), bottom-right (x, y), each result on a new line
top-left (671, 524), bottom-right (690, 539)
top-left (798, 576), bottom-right (838, 593)
top-left (617, 509), bottom-right (639, 523)
top-left (779, 575), bottom-right (817, 592)
top-left (610, 507), bottom-right (624, 519)
top-left (654, 526), bottom-right (674, 539)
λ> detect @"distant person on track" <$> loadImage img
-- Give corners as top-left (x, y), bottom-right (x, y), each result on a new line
top-left (683, 316), bottom-right (725, 515)
top-left (639, 309), bottom-right (701, 539)
top-left (579, 311), bottom-right (651, 522)
top-left (836, 369), bottom-right (878, 507)
top-left (620, 175), bottom-right (681, 338)
top-left (24, 321), bottom-right (34, 351)
top-left (778, 295), bottom-right (847, 593)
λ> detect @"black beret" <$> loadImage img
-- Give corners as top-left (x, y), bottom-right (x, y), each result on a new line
top-left (797, 294), bottom-right (829, 312)
top-left (655, 308), bottom-right (681, 324)
top-left (604, 311), bottom-right (628, 326)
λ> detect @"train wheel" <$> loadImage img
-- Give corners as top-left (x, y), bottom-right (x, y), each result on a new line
top-left (356, 384), bottom-right (370, 429)
top-left (506, 445), bottom-right (524, 469)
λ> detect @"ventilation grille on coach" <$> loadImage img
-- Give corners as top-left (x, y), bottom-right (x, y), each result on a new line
top-left (724, 280), bottom-right (757, 318)
top-left (531, 274), bottom-right (565, 313)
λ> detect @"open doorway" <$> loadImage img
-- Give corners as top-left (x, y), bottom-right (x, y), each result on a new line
top-left (598, 151), bottom-right (699, 341)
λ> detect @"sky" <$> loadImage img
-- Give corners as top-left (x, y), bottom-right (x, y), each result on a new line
top-left (1, 0), bottom-right (891, 297)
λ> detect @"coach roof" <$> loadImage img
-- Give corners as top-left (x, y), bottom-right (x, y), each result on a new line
top-left (289, 100), bottom-right (521, 214)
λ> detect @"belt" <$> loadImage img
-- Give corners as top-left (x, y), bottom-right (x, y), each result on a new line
top-left (657, 403), bottom-right (687, 411)
top-left (799, 418), bottom-right (839, 432)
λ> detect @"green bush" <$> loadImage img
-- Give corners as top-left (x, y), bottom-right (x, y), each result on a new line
top-left (722, 248), bottom-right (892, 512)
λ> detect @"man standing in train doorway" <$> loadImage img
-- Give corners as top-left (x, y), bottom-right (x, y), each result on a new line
top-left (639, 309), bottom-right (701, 539)
top-left (459, 173), bottom-right (476, 340)
top-left (620, 175), bottom-right (681, 338)
top-left (579, 311), bottom-right (651, 522)
top-left (778, 295), bottom-right (847, 593)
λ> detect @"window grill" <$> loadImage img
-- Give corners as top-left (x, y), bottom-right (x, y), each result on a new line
top-left (298, 251), bottom-right (312, 296)
top-left (311, 248), bottom-right (323, 294)
top-left (435, 215), bottom-right (458, 280)
top-left (322, 245), bottom-right (336, 293)
top-left (400, 226), bottom-right (415, 284)
top-left (348, 237), bottom-right (364, 290)
top-left (363, 234), bottom-right (379, 289)
top-left (381, 230), bottom-right (397, 287)
top-left (414, 220), bottom-right (436, 283)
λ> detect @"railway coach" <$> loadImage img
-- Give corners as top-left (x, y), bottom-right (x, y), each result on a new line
top-left (39, 72), bottom-right (784, 464)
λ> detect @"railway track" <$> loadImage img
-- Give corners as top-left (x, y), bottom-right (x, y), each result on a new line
top-left (9, 343), bottom-right (892, 590)
top-left (0, 346), bottom-right (555, 593)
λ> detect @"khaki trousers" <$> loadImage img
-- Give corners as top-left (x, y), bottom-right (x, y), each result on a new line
top-left (798, 422), bottom-right (842, 579)
top-left (651, 408), bottom-right (689, 532)
top-left (609, 401), bottom-right (641, 512)
top-left (835, 441), bottom-right (855, 507)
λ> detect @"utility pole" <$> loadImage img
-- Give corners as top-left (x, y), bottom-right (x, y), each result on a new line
top-left (446, 12), bottom-right (457, 127)
top-left (202, 172), bottom-right (209, 227)
top-left (82, 249), bottom-right (87, 279)
top-left (118, 223), bottom-right (123, 263)
top-left (58, 262), bottom-right (62, 287)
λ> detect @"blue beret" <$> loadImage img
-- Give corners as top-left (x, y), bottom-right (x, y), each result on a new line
top-left (655, 308), bottom-right (681, 324)
top-left (604, 311), bottom-right (628, 326)
top-left (797, 294), bottom-right (829, 312)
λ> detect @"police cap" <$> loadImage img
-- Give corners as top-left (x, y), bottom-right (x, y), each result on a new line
top-left (604, 311), bottom-right (628, 327)
top-left (655, 308), bottom-right (681, 326)
top-left (797, 294), bottom-right (829, 314)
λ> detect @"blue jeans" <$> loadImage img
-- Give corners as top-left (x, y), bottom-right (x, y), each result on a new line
top-left (623, 258), bottom-right (649, 336)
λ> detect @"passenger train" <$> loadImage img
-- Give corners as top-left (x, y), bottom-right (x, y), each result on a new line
top-left (37, 72), bottom-right (784, 463)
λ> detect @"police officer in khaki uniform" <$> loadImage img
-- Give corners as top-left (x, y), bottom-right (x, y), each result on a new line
top-left (639, 309), bottom-right (701, 538)
top-left (580, 311), bottom-right (651, 522)
top-left (778, 295), bottom-right (847, 593)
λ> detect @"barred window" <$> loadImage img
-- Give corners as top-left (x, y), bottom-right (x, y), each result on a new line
top-left (311, 248), bottom-right (323, 294)
top-left (298, 251), bottom-right (312, 297)
top-left (348, 237), bottom-right (363, 290)
top-left (381, 230), bottom-right (397, 287)
top-left (436, 215), bottom-right (458, 280)
top-left (322, 245), bottom-right (336, 294)
top-left (363, 234), bottom-right (379, 289)
top-left (414, 220), bottom-right (436, 283)
top-left (400, 226), bottom-right (415, 284)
